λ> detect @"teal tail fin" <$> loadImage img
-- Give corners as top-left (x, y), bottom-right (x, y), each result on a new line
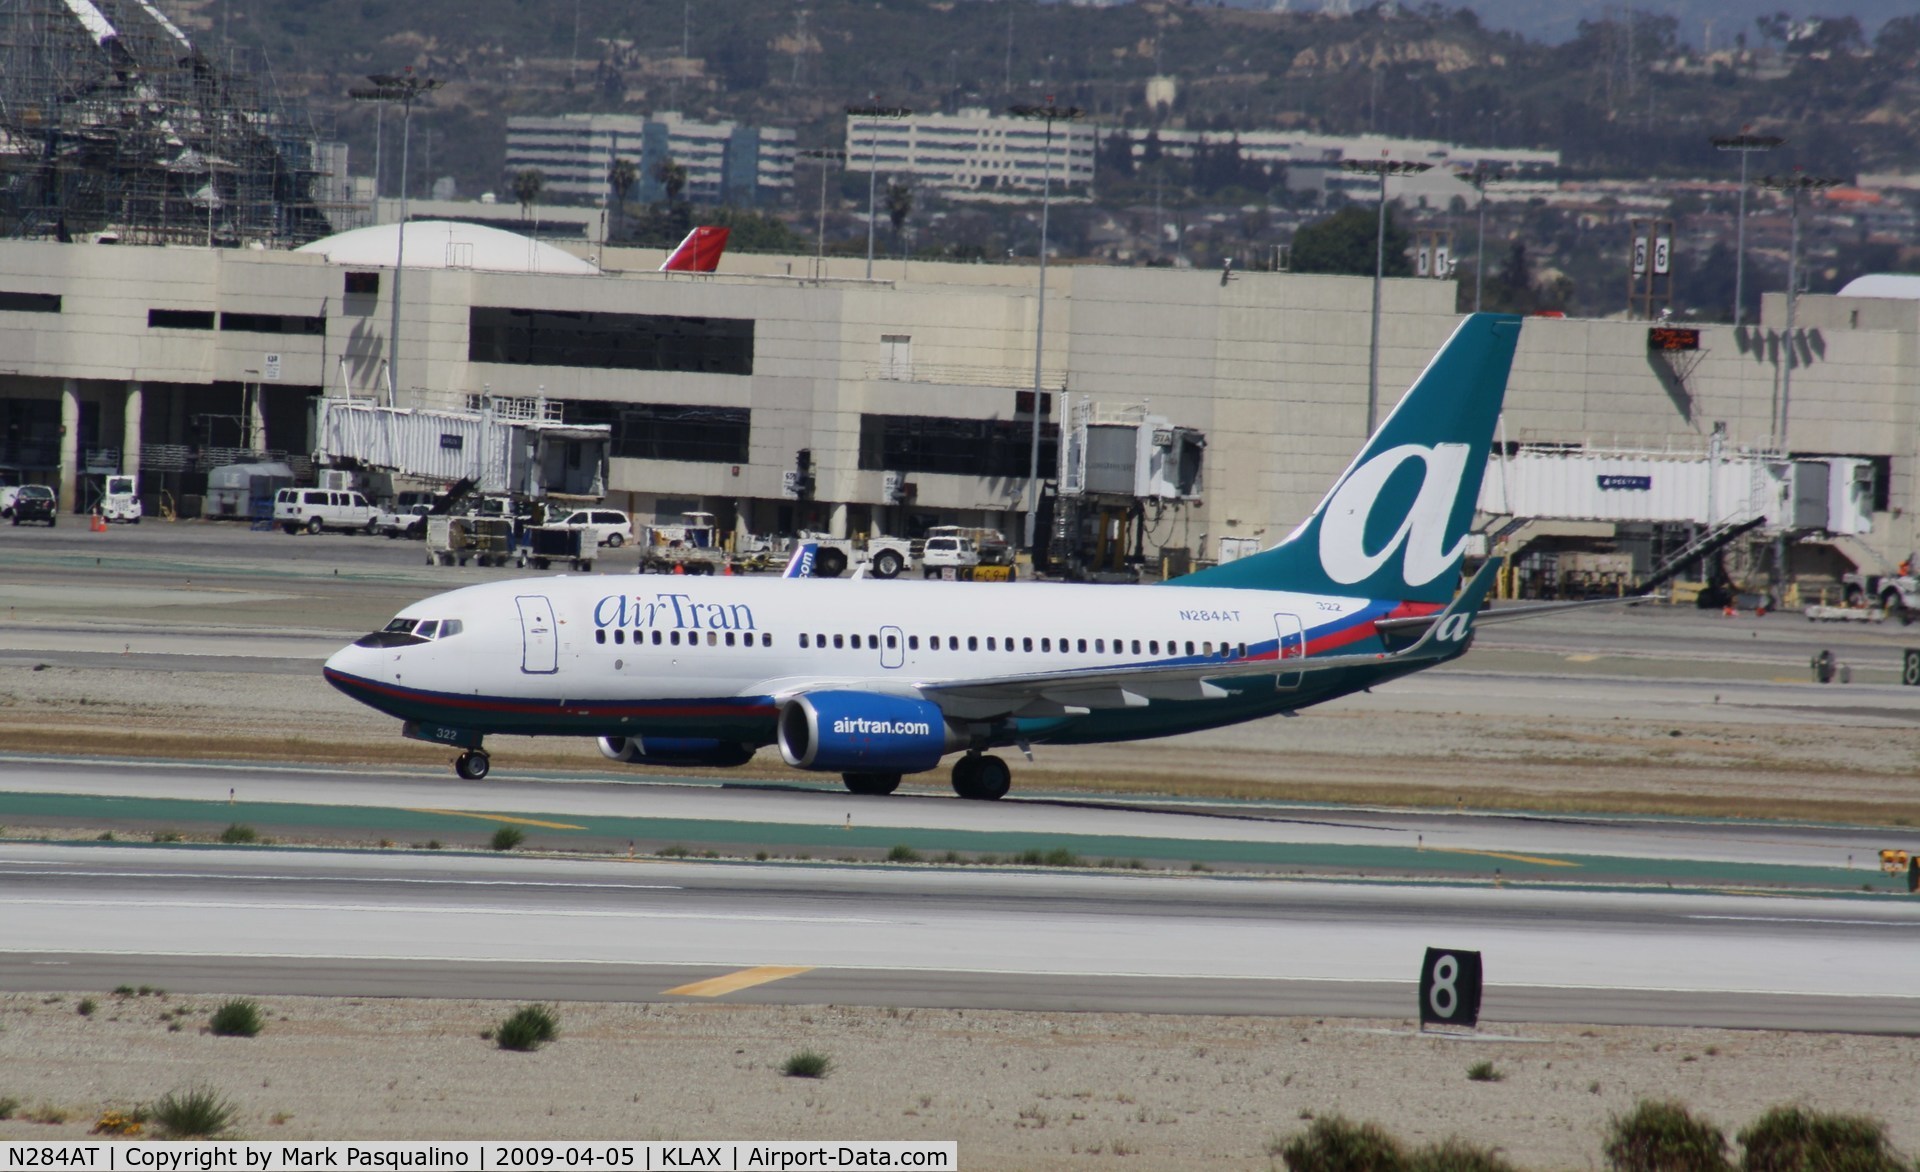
top-left (1170, 312), bottom-right (1523, 603)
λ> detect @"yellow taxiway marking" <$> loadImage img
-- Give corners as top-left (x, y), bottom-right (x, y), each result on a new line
top-left (1432, 848), bottom-right (1580, 868)
top-left (1563, 653), bottom-right (1600, 663)
top-left (662, 966), bottom-right (816, 998)
top-left (407, 808), bottom-right (586, 831)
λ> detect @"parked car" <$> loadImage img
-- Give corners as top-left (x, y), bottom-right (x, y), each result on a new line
top-left (377, 502), bottom-right (435, 539)
top-left (547, 507), bottom-right (634, 548)
top-left (10, 484), bottom-right (57, 526)
top-left (273, 487), bottom-right (379, 535)
top-left (921, 535), bottom-right (981, 578)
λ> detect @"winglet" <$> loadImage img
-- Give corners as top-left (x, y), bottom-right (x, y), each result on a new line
top-left (1411, 556), bottom-right (1502, 657)
top-left (660, 226), bottom-right (730, 273)
top-left (783, 541), bottom-right (819, 578)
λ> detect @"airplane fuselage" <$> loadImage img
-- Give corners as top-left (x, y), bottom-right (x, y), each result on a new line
top-left (323, 574), bottom-right (1439, 750)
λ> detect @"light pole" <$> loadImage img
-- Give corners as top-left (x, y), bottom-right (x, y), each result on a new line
top-left (1712, 130), bottom-right (1784, 327)
top-left (1342, 155), bottom-right (1431, 432)
top-left (1458, 162), bottom-right (1503, 313)
top-left (1008, 99), bottom-right (1084, 552)
top-left (1755, 170), bottom-right (1839, 447)
top-left (847, 104), bottom-right (911, 280)
top-left (351, 70), bottom-right (441, 399)
top-left (797, 148), bottom-right (845, 268)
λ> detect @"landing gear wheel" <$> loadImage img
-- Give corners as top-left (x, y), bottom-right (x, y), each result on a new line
top-left (951, 754), bottom-right (1011, 801)
top-left (842, 772), bottom-right (902, 796)
top-left (871, 550), bottom-right (903, 579)
top-left (454, 751), bottom-right (491, 781)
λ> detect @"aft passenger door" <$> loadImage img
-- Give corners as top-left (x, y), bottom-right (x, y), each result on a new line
top-left (516, 595), bottom-right (558, 674)
top-left (1272, 613), bottom-right (1304, 690)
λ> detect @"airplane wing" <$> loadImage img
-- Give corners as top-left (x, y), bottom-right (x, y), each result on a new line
top-left (759, 559), bottom-right (1501, 721)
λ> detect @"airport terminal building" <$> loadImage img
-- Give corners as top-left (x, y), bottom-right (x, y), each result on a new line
top-left (1, 228), bottom-right (1916, 584)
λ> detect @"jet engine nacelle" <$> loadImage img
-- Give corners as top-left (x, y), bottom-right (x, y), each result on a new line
top-left (597, 735), bottom-right (756, 768)
top-left (777, 691), bottom-right (961, 774)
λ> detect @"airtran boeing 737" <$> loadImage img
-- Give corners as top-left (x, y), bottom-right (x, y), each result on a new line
top-left (325, 313), bottom-right (1525, 799)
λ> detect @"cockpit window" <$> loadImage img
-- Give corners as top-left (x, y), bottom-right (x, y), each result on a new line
top-left (440, 619), bottom-right (463, 637)
top-left (383, 618), bottom-right (419, 634)
top-left (414, 620), bottom-right (440, 639)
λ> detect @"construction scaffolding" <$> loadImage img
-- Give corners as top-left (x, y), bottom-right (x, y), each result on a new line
top-left (0, 0), bottom-right (340, 246)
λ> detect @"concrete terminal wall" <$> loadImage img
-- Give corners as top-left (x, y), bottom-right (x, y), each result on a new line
top-left (3, 236), bottom-right (1919, 567)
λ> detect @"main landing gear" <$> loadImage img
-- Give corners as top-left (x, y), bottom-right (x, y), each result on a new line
top-left (841, 772), bottom-right (902, 796)
top-left (950, 753), bottom-right (1011, 801)
top-left (454, 750), bottom-right (491, 781)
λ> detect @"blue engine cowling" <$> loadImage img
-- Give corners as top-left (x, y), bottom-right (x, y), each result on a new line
top-left (598, 735), bottom-right (756, 768)
top-left (777, 691), bottom-right (958, 774)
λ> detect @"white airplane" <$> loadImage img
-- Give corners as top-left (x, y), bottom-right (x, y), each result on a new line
top-left (326, 313), bottom-right (1524, 799)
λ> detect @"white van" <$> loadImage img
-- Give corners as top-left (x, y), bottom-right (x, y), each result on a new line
top-left (547, 507), bottom-right (635, 548)
top-left (274, 487), bottom-right (379, 535)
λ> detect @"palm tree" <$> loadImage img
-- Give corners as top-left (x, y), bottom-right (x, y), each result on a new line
top-left (653, 156), bottom-right (688, 206)
top-left (607, 157), bottom-right (637, 241)
top-left (512, 168), bottom-right (545, 218)
top-left (885, 179), bottom-right (914, 257)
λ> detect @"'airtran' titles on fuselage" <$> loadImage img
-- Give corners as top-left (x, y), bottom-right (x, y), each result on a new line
top-left (593, 592), bottom-right (758, 632)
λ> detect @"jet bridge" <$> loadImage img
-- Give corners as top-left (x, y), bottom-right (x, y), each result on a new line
top-left (314, 398), bottom-right (609, 499)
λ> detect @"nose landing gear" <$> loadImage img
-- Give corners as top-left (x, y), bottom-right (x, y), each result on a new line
top-left (950, 753), bottom-right (1011, 801)
top-left (454, 750), bottom-right (491, 781)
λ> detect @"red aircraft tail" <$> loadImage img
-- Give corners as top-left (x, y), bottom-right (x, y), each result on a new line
top-left (660, 226), bottom-right (730, 273)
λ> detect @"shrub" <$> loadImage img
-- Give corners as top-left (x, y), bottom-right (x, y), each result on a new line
top-left (489, 825), bottom-right (525, 851)
top-left (1408, 1138), bottom-right (1519, 1172)
top-left (495, 1004), bottom-right (559, 1052)
top-left (91, 1108), bottom-right (145, 1136)
top-left (151, 830), bottom-right (182, 843)
top-left (218, 823), bottom-right (257, 844)
top-left (886, 844), bottom-right (922, 863)
top-left (1604, 1100), bottom-right (1732, 1172)
top-left (0, 1097), bottom-right (18, 1120)
top-left (782, 1050), bottom-right (832, 1079)
top-left (151, 1084), bottom-right (235, 1138)
top-left (1277, 1115), bottom-right (1406, 1171)
top-left (113, 985), bottom-right (135, 997)
top-left (208, 999), bottom-right (263, 1038)
top-left (1737, 1105), bottom-right (1907, 1172)
top-left (1466, 1060), bottom-right (1504, 1083)
top-left (75, 998), bottom-right (97, 1017)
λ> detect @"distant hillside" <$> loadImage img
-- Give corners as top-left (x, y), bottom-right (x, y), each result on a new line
top-left (177, 0), bottom-right (1920, 205)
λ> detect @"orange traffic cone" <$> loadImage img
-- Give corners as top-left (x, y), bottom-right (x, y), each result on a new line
top-left (672, 563), bottom-right (684, 575)
top-left (723, 563), bottom-right (733, 576)
top-left (89, 513), bottom-right (106, 533)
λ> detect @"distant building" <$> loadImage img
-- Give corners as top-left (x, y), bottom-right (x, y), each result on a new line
top-left (505, 113), bottom-right (796, 207)
top-left (845, 108), bottom-right (1097, 199)
top-left (1106, 127), bottom-right (1558, 180)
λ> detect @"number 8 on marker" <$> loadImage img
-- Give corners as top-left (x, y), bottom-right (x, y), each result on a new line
top-left (1419, 947), bottom-right (1483, 1029)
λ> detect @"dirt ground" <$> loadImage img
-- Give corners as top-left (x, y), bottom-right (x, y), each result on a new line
top-left (0, 993), bottom-right (1914, 1170)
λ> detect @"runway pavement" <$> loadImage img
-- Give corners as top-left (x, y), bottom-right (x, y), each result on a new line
top-left (0, 843), bottom-right (1912, 1032)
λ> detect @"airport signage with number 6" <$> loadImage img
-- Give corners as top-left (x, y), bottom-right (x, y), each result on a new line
top-left (1419, 947), bottom-right (1483, 1029)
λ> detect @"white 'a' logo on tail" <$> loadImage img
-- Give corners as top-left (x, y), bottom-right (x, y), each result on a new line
top-left (1318, 443), bottom-right (1471, 587)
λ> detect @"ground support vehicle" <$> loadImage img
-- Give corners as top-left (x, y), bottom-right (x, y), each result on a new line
top-left (425, 516), bottom-right (517, 567)
top-left (926, 526), bottom-right (1012, 566)
top-left (641, 511), bottom-right (726, 574)
top-left (1842, 571), bottom-right (1920, 624)
top-left (793, 531), bottom-right (914, 578)
top-left (98, 474), bottom-right (141, 523)
top-left (524, 525), bottom-right (595, 572)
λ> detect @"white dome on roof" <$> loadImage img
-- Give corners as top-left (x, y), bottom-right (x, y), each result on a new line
top-left (1836, 274), bottom-right (1920, 299)
top-left (294, 220), bottom-right (598, 275)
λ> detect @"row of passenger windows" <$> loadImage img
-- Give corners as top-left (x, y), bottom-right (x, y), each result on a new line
top-left (799, 633), bottom-right (1249, 659)
top-left (588, 626), bottom-right (1248, 660)
top-left (594, 628), bottom-right (773, 648)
